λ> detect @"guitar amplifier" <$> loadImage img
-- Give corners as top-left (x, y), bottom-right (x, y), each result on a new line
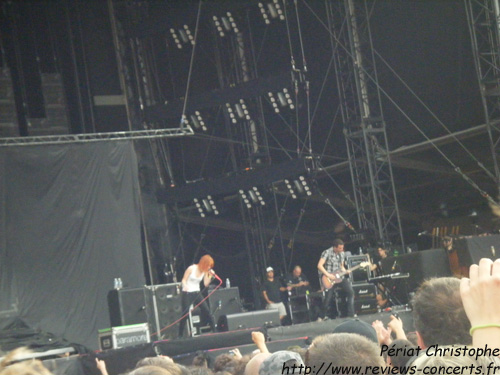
top-left (347, 255), bottom-right (370, 284)
top-left (353, 283), bottom-right (377, 300)
top-left (354, 299), bottom-right (378, 315)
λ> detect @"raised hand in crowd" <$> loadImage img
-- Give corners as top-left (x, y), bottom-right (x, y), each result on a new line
top-left (251, 331), bottom-right (269, 354)
top-left (95, 358), bottom-right (109, 375)
top-left (387, 315), bottom-right (407, 341)
top-left (460, 258), bottom-right (500, 349)
top-left (372, 319), bottom-right (392, 346)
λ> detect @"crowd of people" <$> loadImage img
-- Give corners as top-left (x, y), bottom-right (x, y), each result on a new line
top-left (2, 257), bottom-right (500, 375)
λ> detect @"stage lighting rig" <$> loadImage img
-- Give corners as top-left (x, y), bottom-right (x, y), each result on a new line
top-left (239, 186), bottom-right (266, 209)
top-left (169, 25), bottom-right (194, 49)
top-left (258, 1), bottom-right (285, 24)
top-left (182, 112), bottom-right (207, 132)
top-left (193, 196), bottom-right (219, 217)
top-left (213, 12), bottom-right (239, 37)
top-left (226, 99), bottom-right (251, 123)
top-left (283, 175), bottom-right (313, 199)
top-left (267, 88), bottom-right (294, 113)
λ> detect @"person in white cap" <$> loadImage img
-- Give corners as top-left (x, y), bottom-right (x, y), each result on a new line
top-left (262, 266), bottom-right (289, 321)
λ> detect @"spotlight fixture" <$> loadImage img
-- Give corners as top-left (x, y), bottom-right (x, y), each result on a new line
top-left (226, 99), bottom-right (251, 122)
top-left (267, 88), bottom-right (294, 113)
top-left (258, 1), bottom-right (285, 24)
top-left (284, 175), bottom-right (312, 199)
top-left (213, 12), bottom-right (239, 37)
top-left (239, 187), bottom-right (266, 208)
top-left (170, 25), bottom-right (194, 49)
top-left (182, 112), bottom-right (207, 131)
top-left (193, 195), bottom-right (219, 217)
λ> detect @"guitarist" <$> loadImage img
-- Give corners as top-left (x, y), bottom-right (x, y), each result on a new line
top-left (317, 239), bottom-right (355, 320)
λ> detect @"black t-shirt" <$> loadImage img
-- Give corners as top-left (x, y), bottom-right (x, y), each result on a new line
top-left (287, 274), bottom-right (309, 295)
top-left (263, 279), bottom-right (282, 303)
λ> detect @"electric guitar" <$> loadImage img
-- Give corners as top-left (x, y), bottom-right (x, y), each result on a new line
top-left (321, 261), bottom-right (370, 289)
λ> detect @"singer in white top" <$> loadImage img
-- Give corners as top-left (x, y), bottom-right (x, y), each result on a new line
top-left (178, 254), bottom-right (217, 337)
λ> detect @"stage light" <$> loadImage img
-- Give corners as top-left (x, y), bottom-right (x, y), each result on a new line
top-left (239, 187), bottom-right (266, 208)
top-left (283, 176), bottom-right (313, 199)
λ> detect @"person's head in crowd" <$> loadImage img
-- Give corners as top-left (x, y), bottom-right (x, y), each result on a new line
top-left (412, 346), bottom-right (500, 373)
top-left (244, 353), bottom-right (270, 375)
top-left (188, 367), bottom-right (214, 375)
top-left (192, 352), bottom-right (209, 368)
top-left (0, 348), bottom-right (53, 375)
top-left (411, 277), bottom-right (471, 348)
top-left (213, 354), bottom-right (237, 373)
top-left (136, 358), bottom-right (181, 375)
top-left (233, 355), bottom-right (251, 375)
top-left (384, 339), bottom-right (416, 369)
top-left (0, 361), bottom-right (52, 375)
top-left (405, 332), bottom-right (418, 347)
top-left (129, 366), bottom-right (175, 375)
top-left (306, 333), bottom-right (384, 373)
top-left (258, 351), bottom-right (303, 375)
top-left (285, 346), bottom-right (307, 363)
top-left (332, 319), bottom-right (378, 344)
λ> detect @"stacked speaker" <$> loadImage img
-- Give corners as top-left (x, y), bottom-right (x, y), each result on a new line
top-left (144, 283), bottom-right (183, 340)
top-left (347, 255), bottom-right (378, 315)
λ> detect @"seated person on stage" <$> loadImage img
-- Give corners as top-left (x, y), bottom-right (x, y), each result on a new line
top-left (317, 239), bottom-right (355, 319)
top-left (287, 265), bottom-right (310, 296)
top-left (262, 266), bottom-right (289, 321)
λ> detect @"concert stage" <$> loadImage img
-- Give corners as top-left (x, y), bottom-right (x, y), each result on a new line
top-left (39, 308), bottom-right (414, 375)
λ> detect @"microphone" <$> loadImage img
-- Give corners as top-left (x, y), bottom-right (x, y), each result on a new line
top-left (391, 261), bottom-right (397, 271)
top-left (210, 269), bottom-right (222, 281)
top-left (417, 230), bottom-right (428, 236)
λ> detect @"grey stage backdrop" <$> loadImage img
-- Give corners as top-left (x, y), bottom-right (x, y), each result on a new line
top-left (0, 141), bottom-right (146, 350)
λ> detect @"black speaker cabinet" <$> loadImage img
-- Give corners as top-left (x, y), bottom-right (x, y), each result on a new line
top-left (353, 283), bottom-right (377, 300)
top-left (354, 299), bottom-right (378, 315)
top-left (347, 255), bottom-right (370, 284)
top-left (108, 288), bottom-right (147, 327)
top-left (208, 287), bottom-right (243, 326)
top-left (454, 234), bottom-right (500, 265)
top-left (217, 310), bottom-right (280, 332)
top-left (144, 283), bottom-right (182, 340)
top-left (381, 249), bottom-right (452, 295)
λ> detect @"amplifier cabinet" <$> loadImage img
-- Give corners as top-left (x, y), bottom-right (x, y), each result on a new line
top-left (354, 299), bottom-right (378, 315)
top-left (353, 283), bottom-right (377, 300)
top-left (347, 255), bottom-right (370, 284)
top-left (144, 283), bottom-right (182, 340)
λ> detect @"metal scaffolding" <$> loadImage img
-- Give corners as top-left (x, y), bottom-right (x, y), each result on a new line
top-left (465, 0), bottom-right (500, 193)
top-left (0, 127), bottom-right (194, 147)
top-left (328, 0), bottom-right (405, 247)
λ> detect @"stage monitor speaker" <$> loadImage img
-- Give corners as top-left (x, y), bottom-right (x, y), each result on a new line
top-left (381, 249), bottom-right (452, 295)
top-left (144, 283), bottom-right (182, 340)
top-left (454, 234), bottom-right (500, 265)
top-left (347, 255), bottom-right (370, 284)
top-left (108, 288), bottom-right (147, 327)
top-left (208, 287), bottom-right (243, 326)
top-left (217, 310), bottom-right (280, 332)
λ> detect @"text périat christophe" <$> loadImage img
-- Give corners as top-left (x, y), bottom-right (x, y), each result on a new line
top-left (380, 344), bottom-right (500, 360)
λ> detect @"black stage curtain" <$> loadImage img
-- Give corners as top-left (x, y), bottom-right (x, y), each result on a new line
top-left (0, 141), bottom-right (145, 350)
